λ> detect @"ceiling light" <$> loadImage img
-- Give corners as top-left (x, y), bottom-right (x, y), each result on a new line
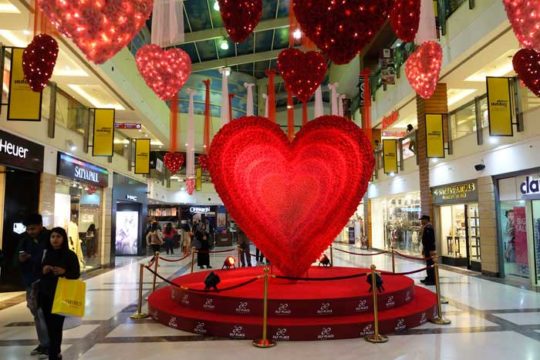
top-left (213, 1), bottom-right (220, 11)
top-left (67, 85), bottom-right (126, 111)
top-left (220, 39), bottom-right (229, 50)
top-left (447, 89), bottom-right (477, 106)
top-left (293, 29), bottom-right (302, 40)
top-left (0, 4), bottom-right (20, 13)
top-left (0, 30), bottom-right (27, 47)
top-left (66, 140), bottom-right (77, 152)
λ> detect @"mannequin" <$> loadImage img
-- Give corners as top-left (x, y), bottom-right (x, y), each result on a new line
top-left (68, 213), bottom-right (85, 269)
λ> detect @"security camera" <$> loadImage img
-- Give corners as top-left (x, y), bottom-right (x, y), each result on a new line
top-left (474, 164), bottom-right (485, 171)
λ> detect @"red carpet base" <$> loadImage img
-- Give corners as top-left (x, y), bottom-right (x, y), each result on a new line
top-left (148, 266), bottom-right (437, 341)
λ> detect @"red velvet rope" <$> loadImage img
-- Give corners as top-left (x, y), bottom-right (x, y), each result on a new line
top-left (393, 250), bottom-right (430, 261)
top-left (203, 79), bottom-right (211, 154)
top-left (332, 247), bottom-right (388, 256)
top-left (195, 247), bottom-right (237, 254)
top-left (380, 265), bottom-right (433, 276)
top-left (158, 253), bottom-right (191, 262)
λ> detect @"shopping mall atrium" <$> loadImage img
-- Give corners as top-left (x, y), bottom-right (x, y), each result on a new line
top-left (0, 0), bottom-right (540, 359)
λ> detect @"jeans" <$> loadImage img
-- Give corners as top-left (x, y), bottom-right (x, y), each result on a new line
top-left (39, 294), bottom-right (64, 360)
top-left (26, 286), bottom-right (49, 349)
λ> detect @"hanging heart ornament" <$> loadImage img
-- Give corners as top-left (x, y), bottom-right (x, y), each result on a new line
top-left (513, 48), bottom-right (540, 97)
top-left (218, 0), bottom-right (262, 43)
top-left (405, 41), bottom-right (443, 99)
top-left (502, 0), bottom-right (540, 52)
top-left (23, 34), bottom-right (59, 92)
top-left (164, 152), bottom-right (185, 174)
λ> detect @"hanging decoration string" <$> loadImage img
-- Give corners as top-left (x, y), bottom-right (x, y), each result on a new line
top-left (302, 102), bottom-right (308, 126)
top-left (361, 69), bottom-right (373, 145)
top-left (228, 93), bottom-right (235, 122)
top-left (262, 93), bottom-right (269, 118)
top-left (219, 67), bottom-right (231, 127)
top-left (287, 90), bottom-right (294, 140)
top-left (244, 83), bottom-right (255, 116)
top-left (151, 0), bottom-right (185, 48)
top-left (265, 69), bottom-right (276, 123)
top-left (288, 0), bottom-right (298, 47)
top-left (169, 94), bottom-right (179, 152)
top-left (203, 79), bottom-right (211, 154)
top-left (415, 0), bottom-right (438, 44)
top-left (186, 88), bottom-right (196, 195)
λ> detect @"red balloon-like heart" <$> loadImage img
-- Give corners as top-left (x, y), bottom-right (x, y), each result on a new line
top-left (277, 49), bottom-right (327, 103)
top-left (390, 0), bottom-right (421, 42)
top-left (293, 0), bottom-right (391, 64)
top-left (503, 0), bottom-right (540, 52)
top-left (23, 34), bottom-right (59, 92)
top-left (209, 116), bottom-right (374, 277)
top-left (513, 48), bottom-right (540, 97)
top-left (164, 152), bottom-right (185, 174)
top-left (405, 41), bottom-right (443, 99)
top-left (218, 0), bottom-right (262, 43)
top-left (40, 0), bottom-right (153, 64)
top-left (136, 45), bottom-right (192, 101)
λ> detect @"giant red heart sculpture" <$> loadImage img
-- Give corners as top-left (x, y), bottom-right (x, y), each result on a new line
top-left (390, 0), bottom-right (421, 42)
top-left (40, 0), bottom-right (153, 64)
top-left (164, 152), bottom-right (185, 174)
top-left (405, 41), bottom-right (443, 99)
top-left (23, 34), bottom-right (59, 92)
top-left (277, 48), bottom-right (327, 103)
top-left (209, 116), bottom-right (374, 277)
top-left (218, 0), bottom-right (262, 43)
top-left (513, 48), bottom-right (540, 97)
top-left (503, 0), bottom-right (540, 52)
top-left (293, 0), bottom-right (391, 64)
top-left (136, 45), bottom-right (192, 100)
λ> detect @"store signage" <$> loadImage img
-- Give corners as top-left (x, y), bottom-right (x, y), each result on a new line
top-left (135, 139), bottom-right (150, 174)
top-left (57, 152), bottom-right (109, 187)
top-left (520, 176), bottom-right (540, 198)
top-left (190, 206), bottom-right (211, 214)
top-left (93, 109), bottom-right (115, 157)
top-left (380, 48), bottom-right (395, 85)
top-left (432, 181), bottom-right (478, 205)
top-left (7, 48), bottom-right (42, 121)
top-left (383, 139), bottom-right (398, 174)
top-left (126, 194), bottom-right (138, 201)
top-left (115, 122), bottom-right (142, 129)
top-left (196, 166), bottom-right (202, 191)
top-left (486, 77), bottom-right (513, 136)
top-left (0, 130), bottom-right (43, 172)
top-left (426, 114), bottom-right (445, 158)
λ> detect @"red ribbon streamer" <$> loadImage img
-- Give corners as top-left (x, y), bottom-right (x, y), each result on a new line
top-left (228, 93), bottom-right (235, 122)
top-left (361, 69), bottom-right (373, 146)
top-left (265, 69), bottom-right (276, 123)
top-left (302, 102), bottom-right (308, 126)
top-left (287, 91), bottom-right (294, 140)
top-left (203, 79), bottom-right (211, 154)
top-left (169, 93), bottom-right (178, 152)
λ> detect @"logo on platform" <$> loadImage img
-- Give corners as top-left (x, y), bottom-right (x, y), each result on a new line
top-left (171, 290), bottom-right (177, 300)
top-left (360, 324), bottom-right (374, 336)
top-left (385, 295), bottom-right (395, 308)
top-left (272, 328), bottom-right (290, 341)
top-left (275, 303), bottom-right (292, 315)
top-left (355, 299), bottom-right (368, 312)
top-left (395, 318), bottom-right (406, 331)
top-left (229, 325), bottom-right (246, 338)
top-left (181, 294), bottom-right (190, 305)
top-left (317, 302), bottom-right (333, 315)
top-left (420, 312), bottom-right (427, 324)
top-left (405, 290), bottom-right (412, 302)
top-left (317, 327), bottom-right (335, 340)
top-left (168, 317), bottom-right (178, 328)
top-left (194, 322), bottom-right (207, 334)
top-left (150, 310), bottom-right (158, 320)
top-left (235, 301), bottom-right (251, 314)
top-left (203, 298), bottom-right (215, 310)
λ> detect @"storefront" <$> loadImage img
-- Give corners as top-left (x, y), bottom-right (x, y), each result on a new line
top-left (432, 181), bottom-right (481, 271)
top-left (112, 173), bottom-right (148, 258)
top-left (337, 202), bottom-right (366, 247)
top-left (0, 130), bottom-right (44, 291)
top-left (55, 152), bottom-right (109, 272)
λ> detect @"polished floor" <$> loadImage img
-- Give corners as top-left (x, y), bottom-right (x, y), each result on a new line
top-left (1, 245), bottom-right (539, 360)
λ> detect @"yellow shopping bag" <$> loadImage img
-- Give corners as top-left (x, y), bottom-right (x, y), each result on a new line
top-left (52, 278), bottom-right (86, 317)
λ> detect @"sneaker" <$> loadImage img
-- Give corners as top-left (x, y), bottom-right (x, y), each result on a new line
top-left (31, 346), bottom-right (42, 356)
top-left (37, 349), bottom-right (49, 360)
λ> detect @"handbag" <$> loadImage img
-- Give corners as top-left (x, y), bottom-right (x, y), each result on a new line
top-left (52, 277), bottom-right (86, 317)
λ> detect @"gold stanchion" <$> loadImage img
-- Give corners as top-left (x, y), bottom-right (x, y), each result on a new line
top-left (365, 265), bottom-right (388, 343)
top-left (430, 261), bottom-right (451, 325)
top-left (253, 267), bottom-right (276, 348)
top-left (330, 245), bottom-right (334, 267)
top-left (152, 252), bottom-right (160, 292)
top-left (190, 247), bottom-right (196, 273)
top-left (130, 263), bottom-right (148, 319)
top-left (391, 247), bottom-right (396, 274)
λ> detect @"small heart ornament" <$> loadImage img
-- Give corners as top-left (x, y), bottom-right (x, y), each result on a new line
top-left (503, 0), bottom-right (540, 52)
top-left (23, 34), bottom-right (59, 92)
top-left (164, 152), bottom-right (185, 174)
top-left (513, 48), bottom-right (540, 97)
top-left (218, 0), bottom-right (262, 43)
top-left (390, 0), bottom-right (421, 42)
top-left (405, 41), bottom-right (443, 99)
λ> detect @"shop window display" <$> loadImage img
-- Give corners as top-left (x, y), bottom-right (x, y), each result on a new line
top-left (439, 204), bottom-right (480, 268)
top-left (500, 200), bottom-right (530, 278)
top-left (381, 194), bottom-right (422, 254)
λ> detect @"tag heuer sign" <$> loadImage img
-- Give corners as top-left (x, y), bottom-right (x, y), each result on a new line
top-left (432, 181), bottom-right (478, 205)
top-left (0, 130), bottom-right (44, 172)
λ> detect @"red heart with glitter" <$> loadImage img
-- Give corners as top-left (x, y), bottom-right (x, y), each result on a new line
top-left (503, 0), bottom-right (540, 52)
top-left (164, 152), bottom-right (185, 174)
top-left (23, 34), bottom-right (59, 92)
top-left (209, 116), bottom-right (374, 277)
top-left (218, 0), bottom-right (262, 43)
top-left (136, 45), bottom-right (191, 100)
top-left (40, 0), bottom-right (153, 64)
top-left (390, 0), bottom-right (421, 42)
top-left (405, 41), bottom-right (443, 99)
top-left (293, 0), bottom-right (392, 64)
top-left (513, 48), bottom-right (540, 97)
top-left (277, 49), bottom-right (327, 103)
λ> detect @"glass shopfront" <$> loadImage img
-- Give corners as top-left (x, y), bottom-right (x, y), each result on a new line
top-left (337, 202), bottom-right (365, 247)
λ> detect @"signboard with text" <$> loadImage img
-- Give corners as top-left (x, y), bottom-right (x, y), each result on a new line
top-left (0, 130), bottom-right (44, 172)
top-left (57, 152), bottom-right (109, 187)
top-left (432, 181), bottom-right (478, 205)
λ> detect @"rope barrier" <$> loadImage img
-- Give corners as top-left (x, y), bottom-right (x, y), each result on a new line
top-left (332, 247), bottom-right (388, 256)
top-left (147, 256), bottom-right (156, 267)
top-left (380, 265), bottom-right (432, 276)
top-left (275, 271), bottom-right (369, 282)
top-left (195, 247), bottom-right (237, 254)
top-left (158, 253), bottom-right (191, 262)
top-left (393, 250), bottom-right (430, 261)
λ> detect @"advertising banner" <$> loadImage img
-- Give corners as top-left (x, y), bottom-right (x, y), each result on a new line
top-left (513, 206), bottom-right (528, 266)
top-left (115, 211), bottom-right (139, 255)
top-left (92, 109), bottom-right (115, 156)
top-left (486, 77), bottom-right (513, 136)
top-left (8, 48), bottom-right (42, 121)
top-left (426, 114), bottom-right (445, 158)
top-left (135, 139), bottom-right (150, 174)
top-left (383, 139), bottom-right (398, 174)
top-left (196, 166), bottom-right (202, 191)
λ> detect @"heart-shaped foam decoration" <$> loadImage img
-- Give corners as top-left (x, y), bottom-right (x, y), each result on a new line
top-left (136, 44), bottom-right (192, 101)
top-left (164, 152), bottom-right (185, 174)
top-left (503, 0), bottom-right (540, 52)
top-left (390, 0), bottom-right (421, 42)
top-left (405, 41), bottom-right (443, 99)
top-left (40, 0), bottom-right (153, 64)
top-left (23, 34), bottom-right (59, 92)
top-left (218, 0), bottom-right (262, 43)
top-left (277, 49), bottom-right (327, 103)
top-left (209, 116), bottom-right (374, 277)
top-left (293, 0), bottom-right (392, 65)
top-left (513, 48), bottom-right (540, 97)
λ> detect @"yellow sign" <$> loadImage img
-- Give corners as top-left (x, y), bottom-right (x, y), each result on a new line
top-left (7, 48), bottom-right (42, 121)
top-left (426, 114), bottom-right (444, 158)
top-left (92, 109), bottom-right (115, 156)
top-left (196, 166), bottom-right (202, 191)
top-left (487, 77), bottom-right (513, 136)
top-left (383, 139), bottom-right (398, 174)
top-left (135, 139), bottom-right (150, 174)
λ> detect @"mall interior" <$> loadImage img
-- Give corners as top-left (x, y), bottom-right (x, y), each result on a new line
top-left (0, 0), bottom-right (539, 359)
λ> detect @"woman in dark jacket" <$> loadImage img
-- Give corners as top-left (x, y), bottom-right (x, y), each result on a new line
top-left (39, 227), bottom-right (80, 360)
top-left (196, 230), bottom-right (212, 269)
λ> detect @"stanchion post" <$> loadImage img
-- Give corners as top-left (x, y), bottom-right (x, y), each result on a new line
top-left (391, 247), bottom-right (396, 274)
top-left (253, 267), bottom-right (276, 348)
top-left (190, 247), bottom-right (196, 273)
top-left (365, 265), bottom-right (388, 343)
top-left (330, 245), bottom-right (334, 267)
top-left (130, 263), bottom-right (148, 319)
top-left (152, 252), bottom-right (160, 292)
top-left (430, 261), bottom-right (451, 325)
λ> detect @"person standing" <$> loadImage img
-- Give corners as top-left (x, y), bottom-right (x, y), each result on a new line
top-left (146, 222), bottom-right (163, 255)
top-left (162, 223), bottom-right (176, 255)
top-left (237, 230), bottom-right (252, 267)
top-left (196, 230), bottom-right (211, 269)
top-left (18, 213), bottom-right (50, 358)
top-left (39, 227), bottom-right (80, 360)
top-left (420, 215), bottom-right (436, 285)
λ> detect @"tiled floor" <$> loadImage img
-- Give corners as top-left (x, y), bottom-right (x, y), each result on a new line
top-left (1, 246), bottom-right (540, 360)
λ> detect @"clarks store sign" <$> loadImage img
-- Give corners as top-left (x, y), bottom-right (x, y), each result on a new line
top-left (0, 130), bottom-right (43, 172)
top-left (520, 176), bottom-right (540, 198)
top-left (57, 153), bottom-right (109, 187)
top-left (432, 181), bottom-right (478, 205)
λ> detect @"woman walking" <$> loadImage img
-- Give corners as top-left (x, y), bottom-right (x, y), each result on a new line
top-left (162, 223), bottom-right (176, 255)
top-left (146, 222), bottom-right (164, 255)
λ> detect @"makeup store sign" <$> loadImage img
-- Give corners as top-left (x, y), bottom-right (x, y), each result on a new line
top-left (432, 181), bottom-right (478, 205)
top-left (0, 130), bottom-right (43, 172)
top-left (57, 153), bottom-right (109, 187)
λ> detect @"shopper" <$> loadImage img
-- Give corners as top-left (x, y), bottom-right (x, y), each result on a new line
top-left (255, 247), bottom-right (265, 264)
top-left (17, 213), bottom-right (50, 358)
top-left (162, 223), bottom-right (176, 255)
top-left (85, 224), bottom-right (96, 258)
top-left (407, 124), bottom-right (416, 154)
top-left (196, 230), bottom-right (212, 269)
top-left (237, 230), bottom-right (252, 267)
top-left (146, 222), bottom-right (164, 254)
top-left (38, 227), bottom-right (81, 360)
top-left (420, 215), bottom-right (436, 285)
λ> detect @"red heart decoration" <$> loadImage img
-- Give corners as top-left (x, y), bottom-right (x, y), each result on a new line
top-left (218, 0), bottom-right (262, 43)
top-left (135, 44), bottom-right (192, 101)
top-left (390, 0), bottom-right (421, 42)
top-left (209, 116), bottom-right (374, 277)
top-left (198, 154), bottom-right (209, 171)
top-left (405, 41), bottom-right (443, 99)
top-left (277, 49), bottom-right (327, 103)
top-left (23, 34), bottom-right (59, 92)
top-left (164, 152), bottom-right (185, 174)
top-left (503, 0), bottom-right (540, 52)
top-left (293, 0), bottom-right (392, 64)
top-left (40, 0), bottom-right (153, 64)
top-left (186, 178), bottom-right (196, 195)
top-left (513, 48), bottom-right (540, 97)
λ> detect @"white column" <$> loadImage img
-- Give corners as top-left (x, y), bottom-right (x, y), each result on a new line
top-left (219, 67), bottom-right (231, 127)
top-left (244, 82), bottom-right (255, 116)
top-left (314, 86), bottom-right (324, 118)
top-left (328, 82), bottom-right (339, 116)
